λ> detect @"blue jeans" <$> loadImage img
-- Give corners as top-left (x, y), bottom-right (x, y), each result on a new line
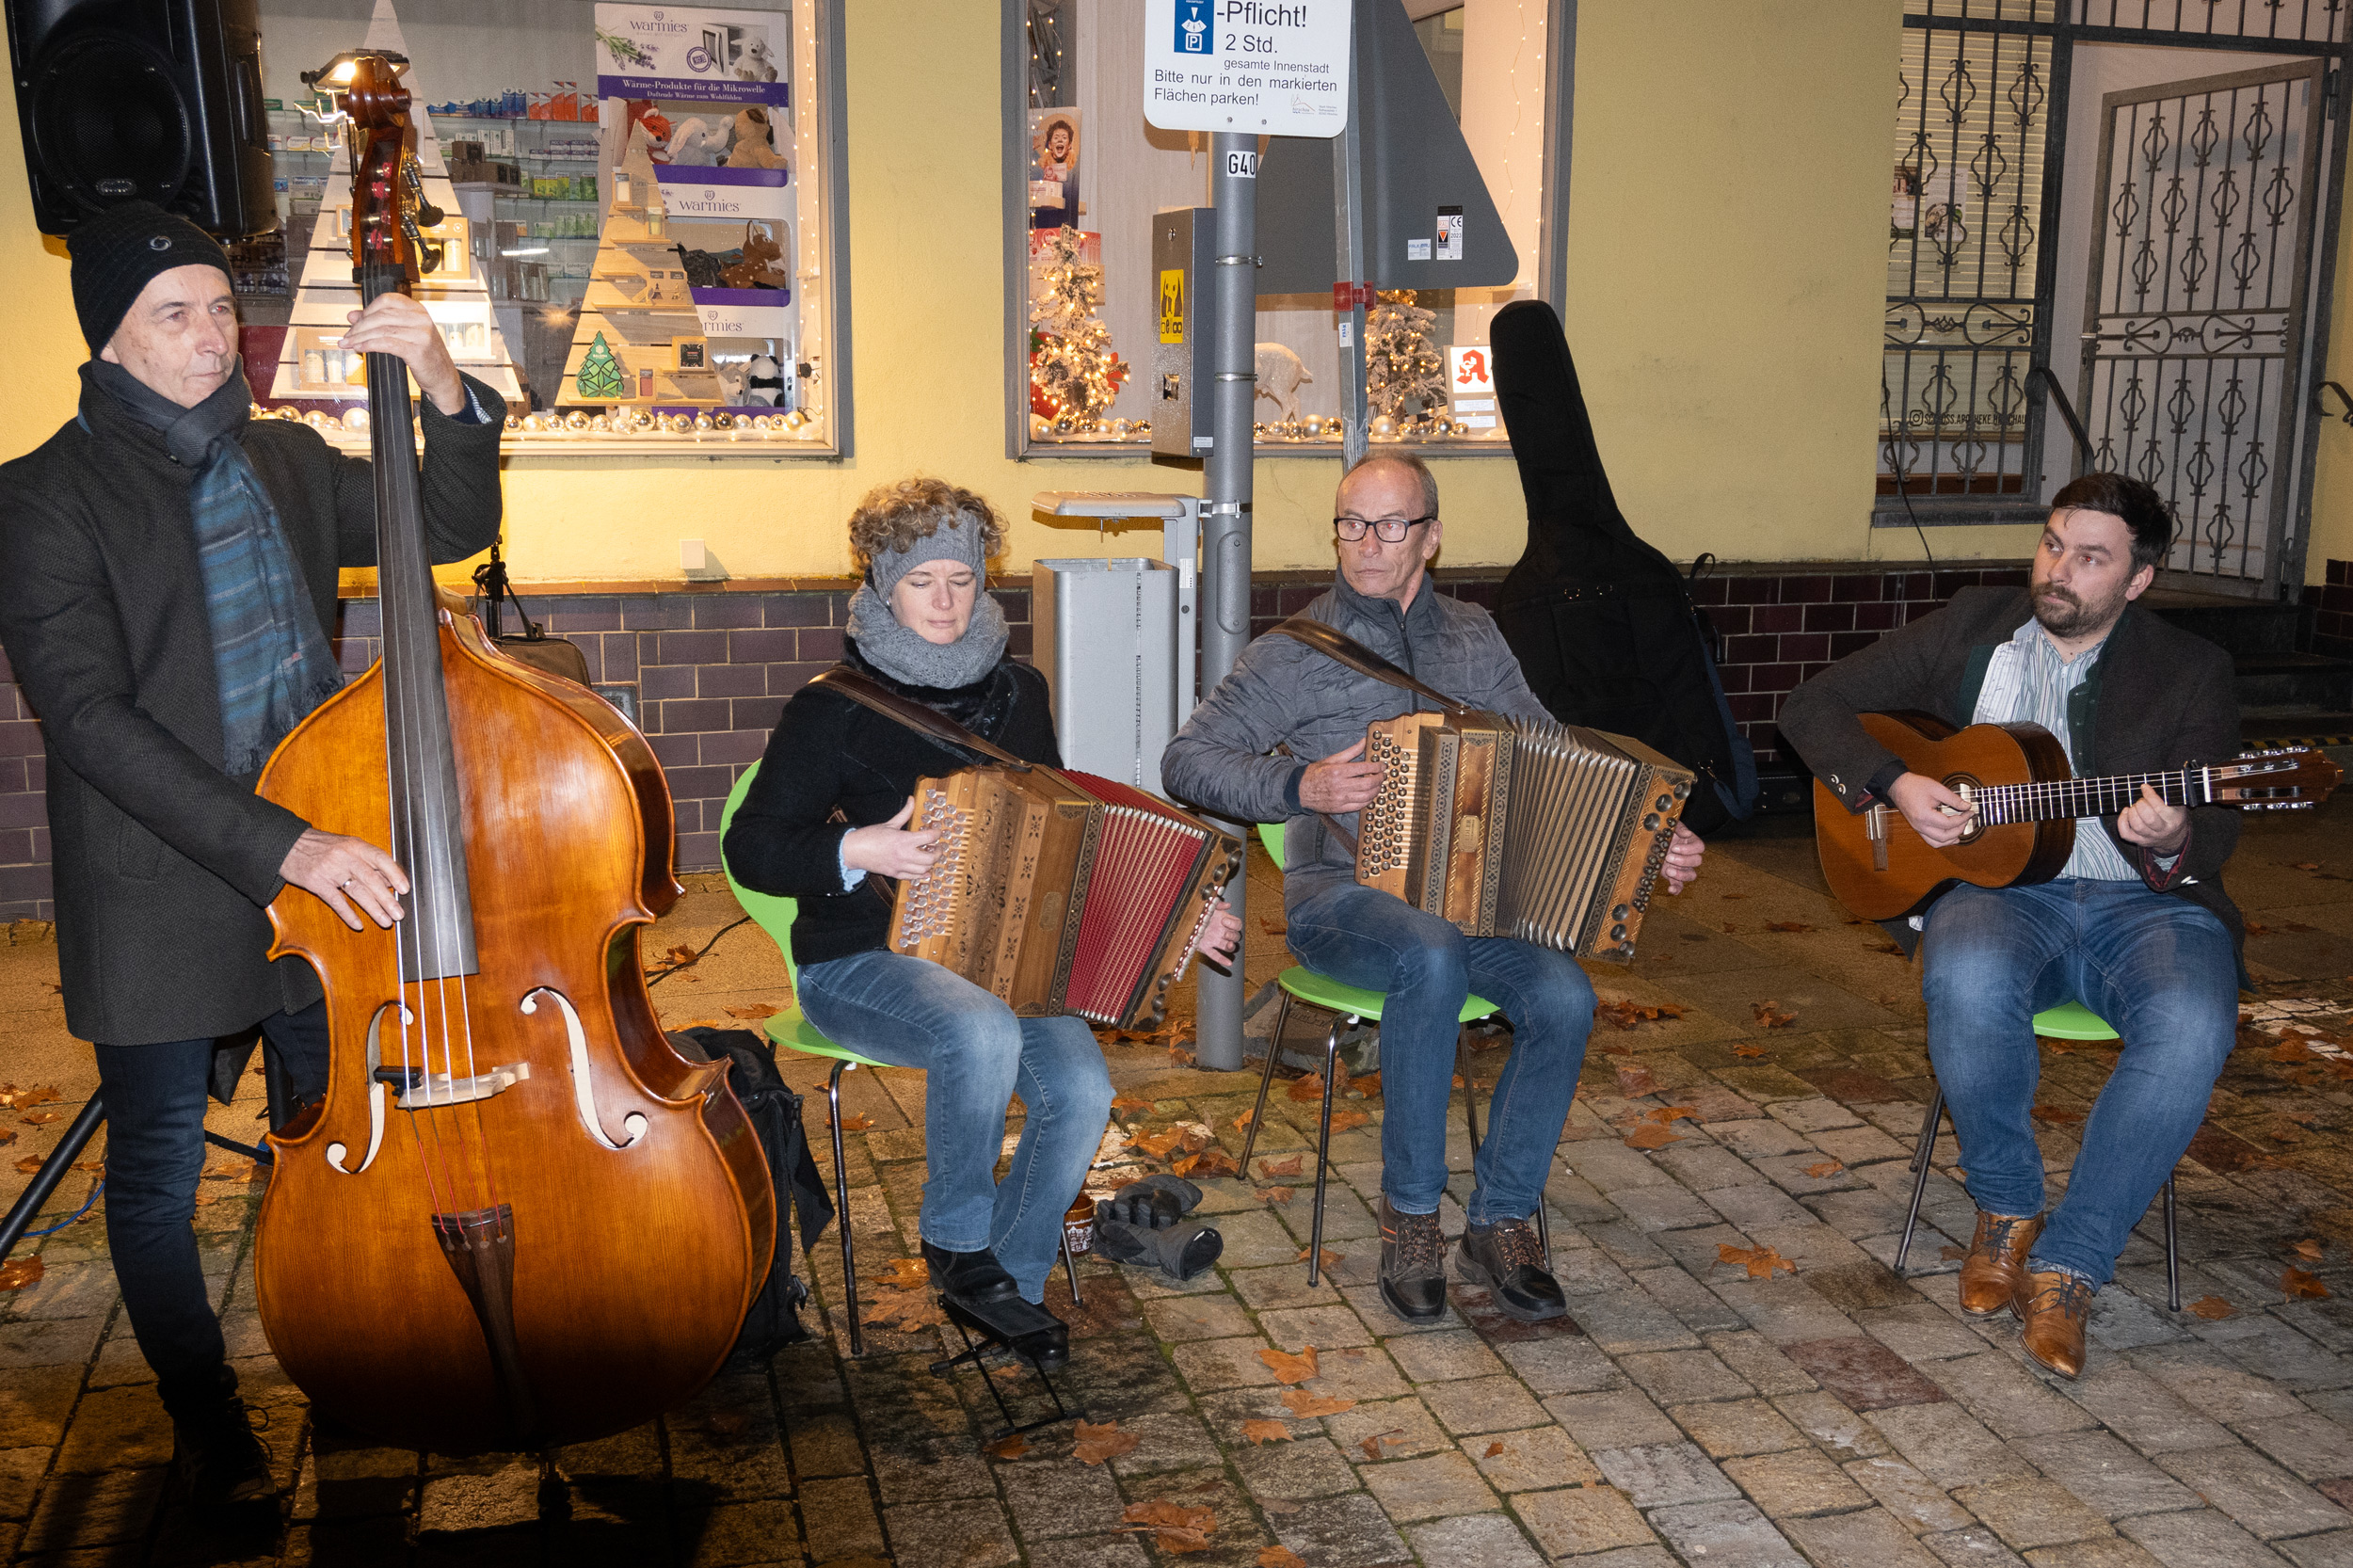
top-left (796, 948), bottom-right (1112, 1303)
top-left (1286, 881), bottom-right (1595, 1224)
top-left (94, 1002), bottom-right (328, 1417)
top-left (1921, 879), bottom-right (2237, 1286)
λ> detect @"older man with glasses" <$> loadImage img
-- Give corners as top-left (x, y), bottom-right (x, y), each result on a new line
top-left (1164, 455), bottom-right (1705, 1324)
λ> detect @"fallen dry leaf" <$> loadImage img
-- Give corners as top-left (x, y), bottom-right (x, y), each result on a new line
top-left (1594, 1000), bottom-right (1688, 1031)
top-left (1295, 1247), bottom-right (1345, 1271)
top-left (2297, 1239), bottom-right (2327, 1262)
top-left (984, 1433), bottom-right (1029, 1460)
top-left (877, 1256), bottom-right (930, 1291)
top-left (2029, 1105), bottom-right (2085, 1127)
top-left (202, 1160), bottom-right (261, 1184)
top-left (1260, 1186), bottom-right (1295, 1204)
top-left (1484, 1441), bottom-right (1507, 1458)
top-left (1168, 1044), bottom-right (1197, 1067)
top-left (2189, 1295), bottom-right (2236, 1320)
top-left (1112, 1093), bottom-right (1156, 1113)
top-left (1288, 1074), bottom-right (1325, 1104)
top-left (1939, 1244), bottom-right (1968, 1261)
top-left (1280, 1387), bottom-right (1356, 1418)
top-left (1123, 1498), bottom-right (1215, 1552)
top-left (1623, 1122), bottom-right (1684, 1150)
top-left (1359, 1434), bottom-right (1387, 1461)
top-left (723, 1003), bottom-right (778, 1021)
top-left (1718, 1242), bottom-right (1796, 1279)
top-left (1259, 1345), bottom-right (1321, 1384)
top-left (1614, 1062), bottom-right (1661, 1098)
top-left (2246, 921), bottom-right (2273, 936)
top-left (1805, 1160), bottom-right (1844, 1178)
top-left (1645, 1105), bottom-right (1700, 1126)
top-left (1259, 1548), bottom-right (1307, 1568)
top-left (1752, 1002), bottom-right (1798, 1030)
top-left (11, 1156), bottom-right (40, 1176)
top-left (1171, 1147), bottom-right (1240, 1179)
top-left (1350, 1072), bottom-right (1383, 1098)
top-left (860, 1292), bottom-right (946, 1331)
top-left (1074, 1419), bottom-right (1142, 1465)
top-left (1732, 1043), bottom-right (1768, 1060)
top-left (1240, 1419), bottom-right (1293, 1446)
top-left (1259, 1155), bottom-right (1304, 1179)
top-left (1233, 1109), bottom-right (1256, 1130)
top-left (0, 1086), bottom-right (59, 1111)
top-left (17, 1112), bottom-right (60, 1127)
top-left (1865, 937), bottom-right (1906, 955)
top-left (1328, 1108), bottom-right (1370, 1134)
top-left (1258, 916), bottom-right (1289, 936)
top-left (1763, 920), bottom-right (1814, 934)
top-left (829, 1112), bottom-right (874, 1133)
top-left (0, 1258), bottom-right (41, 1292)
top-left (0, 1130), bottom-right (17, 1147)
top-left (2270, 1042), bottom-right (2315, 1062)
top-left (2284, 1267), bottom-right (2332, 1300)
top-left (2295, 861), bottom-right (2324, 871)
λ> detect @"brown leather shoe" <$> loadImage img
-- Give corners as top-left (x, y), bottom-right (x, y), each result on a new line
top-left (2012, 1267), bottom-right (2096, 1379)
top-left (1958, 1210), bottom-right (2043, 1317)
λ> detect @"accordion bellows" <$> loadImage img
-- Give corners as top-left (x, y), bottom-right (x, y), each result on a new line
top-left (1356, 711), bottom-right (1695, 962)
top-left (889, 767), bottom-right (1241, 1029)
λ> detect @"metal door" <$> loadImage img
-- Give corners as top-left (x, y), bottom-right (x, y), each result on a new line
top-left (2077, 60), bottom-right (2328, 597)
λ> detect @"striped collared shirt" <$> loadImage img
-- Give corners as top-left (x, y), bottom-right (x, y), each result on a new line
top-left (1972, 617), bottom-right (2141, 883)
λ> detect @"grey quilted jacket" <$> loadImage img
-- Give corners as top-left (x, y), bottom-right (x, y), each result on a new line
top-left (1161, 570), bottom-right (1550, 911)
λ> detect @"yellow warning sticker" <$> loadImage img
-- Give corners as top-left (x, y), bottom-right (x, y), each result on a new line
top-left (1158, 268), bottom-right (1186, 344)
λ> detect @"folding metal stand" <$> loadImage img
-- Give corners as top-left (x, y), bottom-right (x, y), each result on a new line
top-left (928, 1304), bottom-right (1082, 1440)
top-left (0, 1050), bottom-right (292, 1262)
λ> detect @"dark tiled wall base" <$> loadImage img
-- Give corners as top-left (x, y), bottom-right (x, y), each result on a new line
top-left (2308, 559), bottom-right (2353, 662)
top-left (0, 563), bottom-right (2031, 920)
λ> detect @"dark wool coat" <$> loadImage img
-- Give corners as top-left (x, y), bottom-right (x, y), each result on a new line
top-left (0, 369), bottom-right (504, 1046)
top-left (723, 644), bottom-right (1061, 969)
top-left (1776, 586), bottom-right (2245, 955)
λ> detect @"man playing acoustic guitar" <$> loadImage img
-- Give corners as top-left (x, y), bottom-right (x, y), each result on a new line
top-left (1780, 472), bottom-right (2240, 1378)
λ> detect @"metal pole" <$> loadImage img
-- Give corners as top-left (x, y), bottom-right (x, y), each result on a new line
top-left (1193, 132), bottom-right (1258, 1074)
top-left (1335, 53), bottom-right (1369, 469)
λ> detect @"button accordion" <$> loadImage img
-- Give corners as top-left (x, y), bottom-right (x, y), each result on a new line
top-left (888, 766), bottom-right (1241, 1029)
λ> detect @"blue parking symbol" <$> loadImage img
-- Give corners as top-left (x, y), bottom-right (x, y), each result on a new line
top-left (1175, 0), bottom-right (1210, 54)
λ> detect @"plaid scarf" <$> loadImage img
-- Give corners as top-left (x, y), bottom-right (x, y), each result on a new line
top-left (89, 359), bottom-right (344, 776)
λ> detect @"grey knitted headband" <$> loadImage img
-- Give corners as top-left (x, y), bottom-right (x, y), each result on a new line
top-left (867, 511), bottom-right (991, 600)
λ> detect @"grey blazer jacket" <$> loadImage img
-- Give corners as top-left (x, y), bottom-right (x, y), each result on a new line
top-left (0, 370), bottom-right (503, 1046)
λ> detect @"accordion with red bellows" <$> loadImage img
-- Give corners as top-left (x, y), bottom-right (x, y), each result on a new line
top-left (887, 767), bottom-right (1242, 1030)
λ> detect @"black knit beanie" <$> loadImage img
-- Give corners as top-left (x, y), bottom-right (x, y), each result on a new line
top-left (68, 202), bottom-right (233, 355)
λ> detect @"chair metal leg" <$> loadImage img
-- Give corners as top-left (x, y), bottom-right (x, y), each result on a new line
top-left (1459, 1030), bottom-right (1481, 1159)
top-left (1894, 1084), bottom-right (1946, 1276)
top-left (1061, 1224), bottom-right (1084, 1311)
top-left (1239, 992), bottom-right (1293, 1174)
top-left (828, 1059), bottom-right (863, 1358)
top-left (2163, 1174), bottom-right (2180, 1312)
top-left (1307, 1016), bottom-right (1350, 1288)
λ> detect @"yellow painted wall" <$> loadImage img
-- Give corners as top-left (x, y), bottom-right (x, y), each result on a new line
top-left (0, 2), bottom-right (1933, 582)
top-left (2298, 157), bottom-right (2353, 578)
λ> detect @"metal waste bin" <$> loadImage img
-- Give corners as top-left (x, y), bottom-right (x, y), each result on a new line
top-left (1032, 558), bottom-right (1179, 793)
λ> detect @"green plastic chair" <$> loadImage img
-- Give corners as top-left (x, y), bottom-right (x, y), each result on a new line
top-left (1240, 822), bottom-right (1545, 1288)
top-left (717, 764), bottom-right (1081, 1356)
top-left (1895, 999), bottom-right (2178, 1310)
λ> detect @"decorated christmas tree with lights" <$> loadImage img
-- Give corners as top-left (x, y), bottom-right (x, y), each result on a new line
top-left (1366, 289), bottom-right (1445, 432)
top-left (1028, 226), bottom-right (1128, 432)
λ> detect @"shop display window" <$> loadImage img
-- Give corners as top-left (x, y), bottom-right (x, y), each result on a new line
top-left (248, 0), bottom-right (847, 455)
top-left (1005, 0), bottom-right (1564, 457)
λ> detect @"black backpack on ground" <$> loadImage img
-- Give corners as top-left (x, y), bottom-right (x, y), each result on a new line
top-left (1489, 299), bottom-right (1758, 837)
top-left (668, 1026), bottom-right (835, 1361)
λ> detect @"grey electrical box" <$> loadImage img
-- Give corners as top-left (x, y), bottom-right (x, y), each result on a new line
top-left (1150, 207), bottom-right (1214, 459)
top-left (1033, 558), bottom-right (1179, 793)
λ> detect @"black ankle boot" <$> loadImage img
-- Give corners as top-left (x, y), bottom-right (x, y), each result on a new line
top-left (1378, 1198), bottom-right (1448, 1323)
top-left (163, 1367), bottom-right (273, 1510)
top-left (1455, 1216), bottom-right (1567, 1321)
top-left (920, 1240), bottom-right (1069, 1369)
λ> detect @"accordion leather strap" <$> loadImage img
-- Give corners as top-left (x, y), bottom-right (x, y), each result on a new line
top-left (807, 667), bottom-right (1032, 770)
top-left (1268, 616), bottom-right (1471, 716)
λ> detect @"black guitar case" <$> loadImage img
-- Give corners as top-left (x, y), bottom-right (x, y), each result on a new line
top-left (1491, 299), bottom-right (1757, 835)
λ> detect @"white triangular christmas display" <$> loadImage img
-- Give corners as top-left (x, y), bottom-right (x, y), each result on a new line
top-left (268, 0), bottom-right (523, 410)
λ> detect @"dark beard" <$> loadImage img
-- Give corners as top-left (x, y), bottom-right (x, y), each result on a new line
top-left (2031, 583), bottom-right (2125, 641)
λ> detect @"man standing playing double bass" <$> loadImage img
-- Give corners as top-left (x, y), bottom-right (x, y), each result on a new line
top-left (1781, 472), bottom-right (2241, 1380)
top-left (0, 204), bottom-right (501, 1505)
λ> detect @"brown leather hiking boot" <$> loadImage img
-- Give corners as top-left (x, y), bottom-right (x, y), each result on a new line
top-left (1377, 1198), bottom-right (1447, 1322)
top-left (1959, 1210), bottom-right (2043, 1317)
top-left (2012, 1267), bottom-right (2096, 1379)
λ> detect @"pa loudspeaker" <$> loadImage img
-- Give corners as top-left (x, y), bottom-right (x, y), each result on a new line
top-left (7, 0), bottom-right (274, 238)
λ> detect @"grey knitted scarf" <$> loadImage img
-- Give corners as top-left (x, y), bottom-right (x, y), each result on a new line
top-left (844, 583), bottom-right (1008, 689)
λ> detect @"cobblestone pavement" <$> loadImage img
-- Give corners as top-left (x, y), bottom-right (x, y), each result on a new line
top-left (7, 809), bottom-right (2353, 1564)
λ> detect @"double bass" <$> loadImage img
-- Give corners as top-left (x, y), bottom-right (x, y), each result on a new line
top-left (252, 56), bottom-right (774, 1454)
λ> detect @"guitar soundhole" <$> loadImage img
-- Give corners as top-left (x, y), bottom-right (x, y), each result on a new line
top-left (1944, 774), bottom-right (1985, 844)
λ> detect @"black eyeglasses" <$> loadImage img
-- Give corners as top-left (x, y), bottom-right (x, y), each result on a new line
top-left (1333, 515), bottom-right (1435, 543)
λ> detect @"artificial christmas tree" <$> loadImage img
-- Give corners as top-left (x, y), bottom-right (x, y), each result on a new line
top-left (1365, 289), bottom-right (1445, 434)
top-left (1028, 226), bottom-right (1127, 432)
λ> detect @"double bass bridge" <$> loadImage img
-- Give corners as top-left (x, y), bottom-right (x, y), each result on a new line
top-left (372, 1061), bottom-right (533, 1112)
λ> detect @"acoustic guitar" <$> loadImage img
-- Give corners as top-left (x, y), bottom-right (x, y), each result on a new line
top-left (1816, 712), bottom-right (2343, 920)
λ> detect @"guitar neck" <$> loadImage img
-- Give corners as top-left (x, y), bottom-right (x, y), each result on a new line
top-left (1974, 768), bottom-right (2203, 824)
